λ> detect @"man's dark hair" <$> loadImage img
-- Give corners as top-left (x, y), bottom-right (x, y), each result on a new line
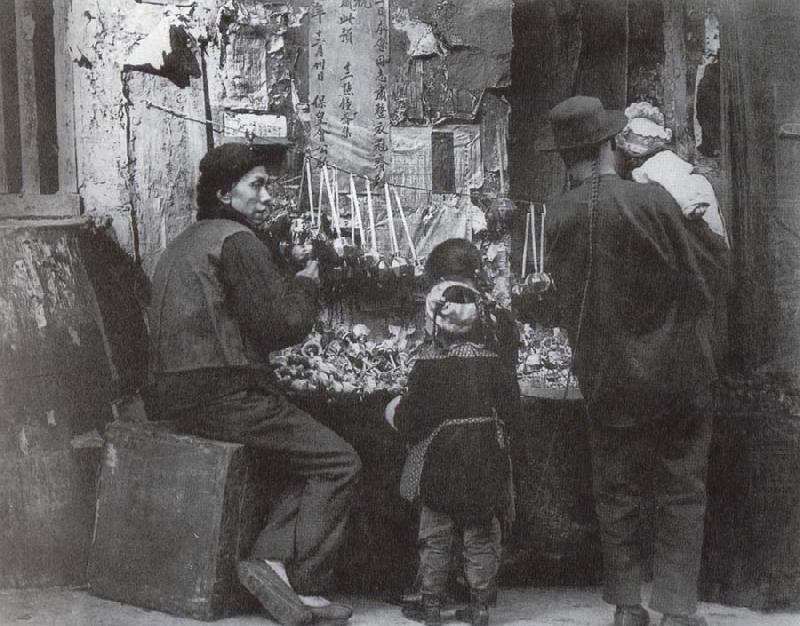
top-left (195, 143), bottom-right (287, 218)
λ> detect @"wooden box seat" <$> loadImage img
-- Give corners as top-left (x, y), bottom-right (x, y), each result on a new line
top-left (88, 421), bottom-right (277, 620)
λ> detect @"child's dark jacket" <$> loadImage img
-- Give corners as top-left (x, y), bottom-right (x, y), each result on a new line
top-left (394, 342), bottom-right (520, 525)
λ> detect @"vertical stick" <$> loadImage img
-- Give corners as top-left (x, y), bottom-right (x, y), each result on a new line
top-left (392, 186), bottom-right (417, 262)
top-left (384, 182), bottom-right (399, 254)
top-left (296, 156), bottom-right (307, 223)
top-left (349, 174), bottom-right (365, 246)
top-left (530, 204), bottom-right (538, 273)
top-left (365, 177), bottom-right (377, 252)
top-left (521, 210), bottom-right (530, 278)
top-left (333, 166), bottom-right (340, 225)
top-left (318, 169), bottom-right (325, 228)
top-left (540, 204), bottom-right (547, 271)
top-left (322, 165), bottom-right (340, 236)
top-left (305, 159), bottom-right (315, 227)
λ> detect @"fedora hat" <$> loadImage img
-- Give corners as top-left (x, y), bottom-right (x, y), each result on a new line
top-left (535, 96), bottom-right (628, 152)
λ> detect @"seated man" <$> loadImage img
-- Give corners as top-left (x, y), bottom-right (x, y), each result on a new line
top-left (147, 142), bottom-right (361, 626)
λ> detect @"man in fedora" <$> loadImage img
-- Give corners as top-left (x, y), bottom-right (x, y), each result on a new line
top-left (515, 96), bottom-right (728, 626)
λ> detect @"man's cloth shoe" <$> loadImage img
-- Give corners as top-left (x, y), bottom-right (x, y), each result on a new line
top-left (660, 614), bottom-right (708, 626)
top-left (307, 602), bottom-right (353, 622)
top-left (615, 605), bottom-right (650, 626)
top-left (237, 560), bottom-right (313, 626)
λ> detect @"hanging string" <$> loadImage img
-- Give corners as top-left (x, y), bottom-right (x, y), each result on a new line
top-left (392, 186), bottom-right (418, 263)
top-left (521, 210), bottom-right (530, 278)
top-left (142, 98), bottom-right (549, 209)
top-left (530, 203), bottom-right (538, 274)
top-left (364, 177), bottom-right (378, 252)
top-left (383, 182), bottom-right (400, 254)
top-left (305, 158), bottom-right (315, 227)
top-left (296, 156), bottom-right (307, 225)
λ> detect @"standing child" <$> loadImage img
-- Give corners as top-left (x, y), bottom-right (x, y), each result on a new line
top-left (385, 238), bottom-right (519, 626)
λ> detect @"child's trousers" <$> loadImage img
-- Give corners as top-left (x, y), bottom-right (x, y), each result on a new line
top-left (418, 505), bottom-right (501, 595)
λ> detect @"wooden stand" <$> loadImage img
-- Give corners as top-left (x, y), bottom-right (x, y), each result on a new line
top-left (88, 421), bottom-right (278, 620)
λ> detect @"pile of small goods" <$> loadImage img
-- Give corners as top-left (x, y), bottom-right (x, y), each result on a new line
top-left (271, 322), bottom-right (572, 397)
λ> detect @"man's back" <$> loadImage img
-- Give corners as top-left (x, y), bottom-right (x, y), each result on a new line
top-left (545, 174), bottom-right (723, 423)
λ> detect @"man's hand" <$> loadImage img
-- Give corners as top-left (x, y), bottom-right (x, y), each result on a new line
top-left (296, 259), bottom-right (320, 283)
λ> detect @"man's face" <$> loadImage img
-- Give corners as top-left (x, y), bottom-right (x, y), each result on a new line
top-left (222, 165), bottom-right (281, 224)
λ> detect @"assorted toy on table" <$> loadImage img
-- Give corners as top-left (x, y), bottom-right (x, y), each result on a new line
top-left (267, 157), bottom-right (573, 398)
top-left (279, 158), bottom-right (423, 305)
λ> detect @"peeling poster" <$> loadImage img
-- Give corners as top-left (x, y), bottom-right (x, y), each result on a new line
top-left (309, 0), bottom-right (390, 179)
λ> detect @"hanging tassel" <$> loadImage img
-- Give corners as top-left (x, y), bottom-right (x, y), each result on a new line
top-left (322, 165), bottom-right (341, 237)
top-left (305, 158), bottom-right (315, 228)
top-left (521, 209), bottom-right (530, 278)
top-left (392, 186), bottom-right (417, 263)
top-left (540, 204), bottom-right (547, 272)
top-left (350, 174), bottom-right (365, 246)
top-left (530, 203), bottom-right (538, 274)
top-left (384, 182), bottom-right (399, 255)
top-left (365, 177), bottom-right (378, 252)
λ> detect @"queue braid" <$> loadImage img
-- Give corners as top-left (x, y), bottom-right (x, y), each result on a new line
top-left (565, 150), bottom-right (601, 397)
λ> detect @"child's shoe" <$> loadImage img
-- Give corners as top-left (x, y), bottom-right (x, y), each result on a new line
top-left (423, 593), bottom-right (442, 626)
top-left (455, 589), bottom-right (490, 626)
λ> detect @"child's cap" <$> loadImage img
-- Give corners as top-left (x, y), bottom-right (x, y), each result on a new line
top-left (616, 101), bottom-right (673, 158)
top-left (425, 281), bottom-right (482, 338)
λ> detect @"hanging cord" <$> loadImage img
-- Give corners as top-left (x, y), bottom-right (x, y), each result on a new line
top-left (562, 153), bottom-right (601, 401)
top-left (140, 99), bottom-right (550, 208)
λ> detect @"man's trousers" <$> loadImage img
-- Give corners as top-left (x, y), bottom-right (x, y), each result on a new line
top-left (588, 406), bottom-right (713, 616)
top-left (173, 388), bottom-right (362, 595)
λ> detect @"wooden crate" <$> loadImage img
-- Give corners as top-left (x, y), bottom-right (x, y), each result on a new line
top-left (701, 408), bottom-right (800, 610)
top-left (88, 421), bottom-right (278, 620)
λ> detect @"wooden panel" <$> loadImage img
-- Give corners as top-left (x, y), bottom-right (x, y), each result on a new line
top-left (53, 0), bottom-right (77, 193)
top-left (0, 46), bottom-right (7, 193)
top-left (0, 192), bottom-right (80, 217)
top-left (0, 221), bottom-right (120, 587)
top-left (14, 0), bottom-right (39, 194)
top-left (663, 0), bottom-right (694, 160)
top-left (575, 0), bottom-right (629, 110)
top-left (0, 0), bottom-right (22, 195)
top-left (770, 83), bottom-right (800, 370)
top-left (125, 71), bottom-right (207, 275)
top-left (0, 449), bottom-right (99, 588)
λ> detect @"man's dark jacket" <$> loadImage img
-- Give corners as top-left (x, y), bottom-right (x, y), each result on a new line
top-left (148, 210), bottom-right (318, 414)
top-left (518, 174), bottom-right (729, 425)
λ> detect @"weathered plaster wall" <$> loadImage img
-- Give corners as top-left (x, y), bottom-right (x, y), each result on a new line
top-left (66, 0), bottom-right (306, 273)
top-left (68, 0), bottom-right (213, 265)
top-left (65, 0), bottom-right (512, 275)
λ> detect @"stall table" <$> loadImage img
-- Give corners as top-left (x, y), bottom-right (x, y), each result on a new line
top-left (290, 386), bottom-right (603, 597)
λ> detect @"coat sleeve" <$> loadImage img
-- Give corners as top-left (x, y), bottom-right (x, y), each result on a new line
top-left (220, 231), bottom-right (320, 356)
top-left (653, 193), bottom-right (730, 318)
top-left (393, 361), bottom-right (438, 443)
